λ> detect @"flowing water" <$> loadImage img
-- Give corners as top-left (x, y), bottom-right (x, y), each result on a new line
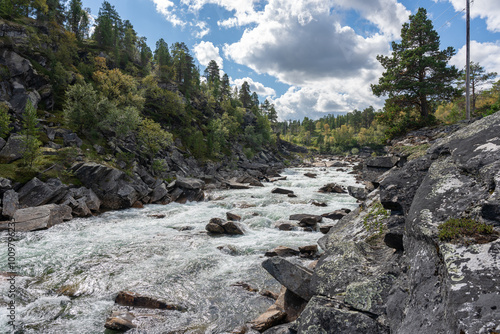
top-left (0, 166), bottom-right (359, 333)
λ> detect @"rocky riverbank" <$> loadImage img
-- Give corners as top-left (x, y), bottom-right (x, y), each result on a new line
top-left (246, 114), bottom-right (500, 333)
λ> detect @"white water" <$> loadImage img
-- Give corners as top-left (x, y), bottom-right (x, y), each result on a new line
top-left (0, 167), bottom-right (359, 333)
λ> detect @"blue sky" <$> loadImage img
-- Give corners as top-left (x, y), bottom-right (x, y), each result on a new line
top-left (81, 0), bottom-right (500, 121)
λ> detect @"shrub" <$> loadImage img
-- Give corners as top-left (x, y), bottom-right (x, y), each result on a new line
top-left (438, 218), bottom-right (496, 244)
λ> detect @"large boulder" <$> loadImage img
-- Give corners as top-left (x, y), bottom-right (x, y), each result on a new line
top-left (72, 163), bottom-right (151, 210)
top-left (18, 178), bottom-right (68, 208)
top-left (2, 189), bottom-right (18, 218)
top-left (262, 257), bottom-right (314, 301)
top-left (205, 218), bottom-right (245, 235)
top-left (2, 204), bottom-right (72, 232)
top-left (0, 134), bottom-right (24, 163)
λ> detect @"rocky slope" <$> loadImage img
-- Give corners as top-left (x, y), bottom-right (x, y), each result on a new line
top-left (254, 113), bottom-right (500, 333)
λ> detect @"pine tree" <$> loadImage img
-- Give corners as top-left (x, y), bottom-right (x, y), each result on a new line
top-left (239, 81), bottom-right (252, 108)
top-left (458, 62), bottom-right (497, 114)
top-left (371, 8), bottom-right (460, 121)
top-left (21, 100), bottom-right (42, 168)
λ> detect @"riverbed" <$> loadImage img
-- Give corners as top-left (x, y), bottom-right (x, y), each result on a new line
top-left (0, 166), bottom-right (359, 333)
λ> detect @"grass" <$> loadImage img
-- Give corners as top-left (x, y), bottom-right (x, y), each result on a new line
top-left (438, 218), bottom-right (497, 244)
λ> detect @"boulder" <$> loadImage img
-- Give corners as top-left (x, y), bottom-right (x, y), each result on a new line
top-left (275, 287), bottom-right (308, 323)
top-left (18, 178), bottom-right (68, 208)
top-left (274, 220), bottom-right (297, 231)
top-left (304, 173), bottom-right (317, 178)
top-left (115, 291), bottom-right (185, 311)
top-left (289, 214), bottom-right (322, 223)
top-left (311, 201), bottom-right (327, 207)
top-left (299, 245), bottom-right (318, 258)
top-left (206, 218), bottom-right (245, 235)
top-left (262, 257), bottom-right (314, 301)
top-left (294, 296), bottom-right (388, 334)
top-left (250, 304), bottom-right (286, 332)
top-left (265, 246), bottom-right (300, 257)
top-left (2, 189), bottom-right (18, 218)
top-left (63, 196), bottom-right (91, 217)
top-left (66, 187), bottom-right (101, 213)
top-left (271, 188), bottom-right (294, 195)
top-left (366, 156), bottom-right (399, 168)
top-left (72, 163), bottom-right (151, 210)
top-left (175, 177), bottom-right (204, 190)
top-left (321, 209), bottom-right (350, 220)
top-left (5, 204), bottom-right (72, 232)
top-left (228, 182), bottom-right (251, 189)
top-left (298, 217), bottom-right (319, 227)
top-left (150, 183), bottom-right (169, 203)
top-left (226, 212), bottom-right (241, 221)
top-left (0, 134), bottom-right (23, 163)
top-left (347, 186), bottom-right (367, 201)
top-left (104, 311), bottom-right (137, 331)
top-left (318, 183), bottom-right (346, 193)
top-left (62, 132), bottom-right (82, 147)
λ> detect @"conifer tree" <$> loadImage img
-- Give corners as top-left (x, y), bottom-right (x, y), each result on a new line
top-left (21, 100), bottom-right (42, 168)
top-left (372, 8), bottom-right (460, 122)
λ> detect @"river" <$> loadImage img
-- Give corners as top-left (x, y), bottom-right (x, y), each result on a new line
top-left (0, 166), bottom-right (359, 333)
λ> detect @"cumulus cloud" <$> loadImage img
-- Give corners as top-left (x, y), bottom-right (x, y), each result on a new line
top-left (192, 21), bottom-right (210, 38)
top-left (152, 0), bottom-right (187, 27)
top-left (448, 0), bottom-right (500, 32)
top-left (232, 77), bottom-right (276, 98)
top-left (450, 40), bottom-right (500, 76)
top-left (193, 41), bottom-right (224, 70)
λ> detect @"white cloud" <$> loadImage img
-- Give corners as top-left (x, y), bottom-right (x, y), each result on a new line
top-left (193, 41), bottom-right (224, 69)
top-left (192, 21), bottom-right (210, 38)
top-left (232, 77), bottom-right (276, 98)
top-left (448, 0), bottom-right (500, 32)
top-left (151, 0), bottom-right (187, 27)
top-left (450, 40), bottom-right (500, 76)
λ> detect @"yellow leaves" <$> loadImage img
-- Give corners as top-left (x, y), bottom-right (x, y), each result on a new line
top-left (93, 67), bottom-right (145, 110)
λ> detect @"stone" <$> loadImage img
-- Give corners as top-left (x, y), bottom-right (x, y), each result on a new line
top-left (0, 134), bottom-right (23, 163)
top-left (265, 246), bottom-right (300, 257)
top-left (347, 186), bottom-right (367, 201)
top-left (206, 220), bottom-right (225, 234)
top-left (175, 177), bottom-right (205, 190)
top-left (299, 245), bottom-right (318, 257)
top-left (67, 187), bottom-right (101, 212)
top-left (298, 217), bottom-right (319, 227)
top-left (318, 183), bottom-right (346, 193)
top-left (289, 214), bottom-right (322, 223)
top-left (319, 225), bottom-right (334, 234)
top-left (262, 257), bottom-right (314, 301)
top-left (104, 311), bottom-right (137, 331)
top-left (18, 178), bottom-right (68, 208)
top-left (274, 221), bottom-right (297, 231)
top-left (2, 189), bottom-right (18, 218)
top-left (294, 296), bottom-right (388, 334)
top-left (228, 182), bottom-right (251, 189)
top-left (271, 188), bottom-right (294, 195)
top-left (63, 196), bottom-right (91, 217)
top-left (221, 220), bottom-right (245, 235)
top-left (5, 204), bottom-right (72, 232)
top-left (304, 173), bottom-right (317, 178)
top-left (250, 304), bottom-right (286, 332)
top-left (275, 287), bottom-right (308, 323)
top-left (366, 156), bottom-right (399, 168)
top-left (62, 132), bottom-right (82, 147)
top-left (311, 201), bottom-right (327, 207)
top-left (226, 212), bottom-right (241, 221)
top-left (150, 183), bottom-right (168, 203)
top-left (321, 209), bottom-right (349, 220)
top-left (115, 291), bottom-right (185, 311)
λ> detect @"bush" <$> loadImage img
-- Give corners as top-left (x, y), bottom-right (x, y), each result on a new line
top-left (438, 218), bottom-right (496, 244)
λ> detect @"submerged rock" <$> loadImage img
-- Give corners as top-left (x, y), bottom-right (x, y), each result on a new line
top-left (271, 188), bottom-right (294, 195)
top-left (115, 291), bottom-right (185, 311)
top-left (104, 311), bottom-right (137, 332)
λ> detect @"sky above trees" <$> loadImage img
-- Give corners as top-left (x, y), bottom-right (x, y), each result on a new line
top-left (81, 0), bottom-right (500, 121)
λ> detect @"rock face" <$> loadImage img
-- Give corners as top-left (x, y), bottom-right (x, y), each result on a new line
top-left (267, 114), bottom-right (500, 334)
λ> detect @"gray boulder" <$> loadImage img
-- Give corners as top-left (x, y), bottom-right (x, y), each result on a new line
top-left (2, 189), bottom-right (18, 218)
top-left (6, 204), bottom-right (72, 232)
top-left (206, 217), bottom-right (245, 235)
top-left (0, 134), bottom-right (24, 163)
top-left (18, 178), bottom-right (68, 208)
top-left (272, 188), bottom-right (294, 195)
top-left (262, 257), bottom-right (313, 301)
top-left (175, 177), bottom-right (204, 190)
top-left (347, 186), bottom-right (367, 201)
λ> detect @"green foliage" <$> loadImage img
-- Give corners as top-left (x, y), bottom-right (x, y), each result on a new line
top-left (438, 218), bottom-right (495, 244)
top-left (21, 100), bottom-right (42, 168)
top-left (137, 118), bottom-right (173, 159)
top-left (372, 7), bottom-right (459, 135)
top-left (363, 202), bottom-right (390, 235)
top-left (63, 82), bottom-right (102, 134)
top-left (0, 102), bottom-right (12, 139)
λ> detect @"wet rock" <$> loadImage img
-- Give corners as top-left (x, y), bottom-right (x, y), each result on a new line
top-left (304, 173), bottom-right (317, 178)
top-left (272, 188), bottom-right (294, 195)
top-left (275, 287), bottom-right (308, 323)
top-left (115, 291), bottom-right (185, 311)
top-left (321, 209), bottom-right (350, 220)
top-left (269, 176), bottom-right (287, 182)
top-left (298, 217), bottom-right (319, 227)
top-left (250, 304), bottom-right (286, 332)
top-left (262, 257), bottom-right (313, 301)
top-left (148, 214), bottom-right (166, 219)
top-left (232, 281), bottom-right (258, 293)
top-left (299, 245), bottom-right (318, 258)
top-left (206, 218), bottom-right (245, 235)
top-left (274, 220), bottom-right (298, 231)
top-left (265, 246), bottom-right (300, 257)
top-left (318, 183), bottom-right (346, 193)
top-left (319, 225), bottom-right (335, 234)
top-left (289, 214), bottom-right (322, 223)
top-left (226, 212), bottom-right (242, 221)
top-left (228, 182), bottom-right (251, 189)
top-left (311, 201), bottom-right (327, 207)
top-left (4, 204), bottom-right (72, 232)
top-left (287, 193), bottom-right (297, 198)
top-left (104, 310), bottom-right (137, 331)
